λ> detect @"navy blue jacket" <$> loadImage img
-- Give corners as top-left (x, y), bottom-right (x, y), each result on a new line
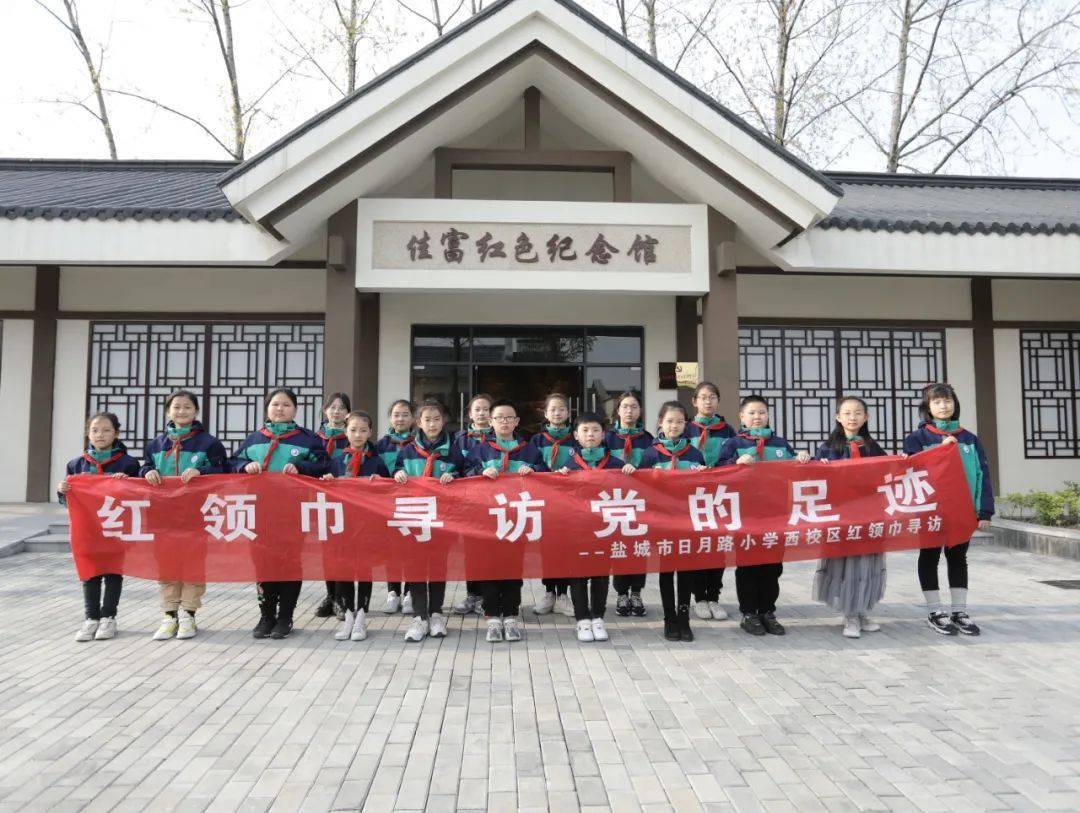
top-left (717, 431), bottom-right (797, 465)
top-left (453, 425), bottom-right (495, 461)
top-left (467, 437), bottom-right (549, 475)
top-left (329, 444), bottom-right (391, 478)
top-left (814, 437), bottom-right (886, 461)
top-left (637, 440), bottom-right (707, 470)
top-left (903, 422), bottom-right (994, 519)
top-left (60, 444), bottom-right (141, 503)
top-left (229, 424), bottom-right (329, 476)
top-left (395, 432), bottom-right (468, 478)
top-left (562, 448), bottom-right (624, 471)
top-left (139, 421), bottom-right (227, 476)
top-left (605, 424), bottom-right (654, 467)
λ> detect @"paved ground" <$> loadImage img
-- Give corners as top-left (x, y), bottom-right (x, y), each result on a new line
top-left (0, 543), bottom-right (1079, 812)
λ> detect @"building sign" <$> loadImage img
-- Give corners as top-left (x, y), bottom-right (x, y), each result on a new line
top-left (356, 199), bottom-right (709, 293)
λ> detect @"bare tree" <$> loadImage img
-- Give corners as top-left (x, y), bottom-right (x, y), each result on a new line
top-left (33, 0), bottom-right (118, 158)
top-left (396, 0), bottom-right (473, 36)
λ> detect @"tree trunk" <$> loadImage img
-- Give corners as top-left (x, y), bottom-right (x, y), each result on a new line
top-left (60, 0), bottom-right (118, 158)
top-left (886, 0), bottom-right (913, 172)
top-left (774, 0), bottom-right (790, 144)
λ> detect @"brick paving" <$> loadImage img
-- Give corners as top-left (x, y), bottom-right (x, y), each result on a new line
top-left (0, 543), bottom-right (1078, 811)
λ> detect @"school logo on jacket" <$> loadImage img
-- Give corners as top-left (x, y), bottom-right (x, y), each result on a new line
top-left (290, 448), bottom-right (300, 456)
top-left (191, 453), bottom-right (202, 465)
top-left (774, 449), bottom-right (784, 458)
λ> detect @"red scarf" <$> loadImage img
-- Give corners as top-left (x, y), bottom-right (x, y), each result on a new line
top-left (614, 427), bottom-right (646, 459)
top-left (737, 431), bottom-right (767, 460)
top-left (82, 449), bottom-right (125, 474)
top-left (690, 418), bottom-right (727, 450)
top-left (258, 426), bottom-right (302, 470)
top-left (487, 439), bottom-right (528, 472)
top-left (540, 430), bottom-right (572, 466)
top-left (571, 450), bottom-right (610, 470)
top-left (164, 427), bottom-right (199, 473)
top-left (345, 447), bottom-right (373, 478)
top-left (317, 429), bottom-right (347, 458)
top-left (925, 423), bottom-right (964, 437)
top-left (654, 442), bottom-right (692, 470)
top-left (412, 439), bottom-right (444, 478)
top-left (848, 437), bottom-right (864, 459)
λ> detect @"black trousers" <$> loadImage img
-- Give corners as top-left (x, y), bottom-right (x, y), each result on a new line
top-left (918, 542), bottom-right (969, 590)
top-left (406, 581), bottom-right (446, 619)
top-left (335, 582), bottom-right (373, 612)
top-left (659, 571), bottom-right (700, 621)
top-left (735, 564), bottom-right (783, 615)
top-left (570, 576), bottom-right (609, 620)
top-left (257, 581), bottom-right (302, 620)
top-left (465, 580), bottom-right (483, 597)
top-left (387, 582), bottom-right (403, 595)
top-left (482, 580), bottom-right (523, 618)
top-left (613, 573), bottom-right (646, 595)
top-left (83, 574), bottom-right (123, 620)
top-left (693, 568), bottom-right (725, 602)
top-left (324, 580), bottom-right (336, 598)
top-left (542, 578), bottom-right (569, 595)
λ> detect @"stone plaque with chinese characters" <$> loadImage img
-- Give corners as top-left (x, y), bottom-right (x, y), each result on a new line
top-left (373, 222), bottom-right (690, 273)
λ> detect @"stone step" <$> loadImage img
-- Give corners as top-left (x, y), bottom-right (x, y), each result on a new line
top-left (24, 538), bottom-right (71, 552)
top-left (48, 521), bottom-right (70, 534)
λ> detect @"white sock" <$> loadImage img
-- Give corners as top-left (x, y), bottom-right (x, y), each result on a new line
top-left (923, 590), bottom-right (942, 613)
top-left (951, 587), bottom-right (968, 613)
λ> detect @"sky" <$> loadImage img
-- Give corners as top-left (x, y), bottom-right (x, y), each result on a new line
top-left (2, 0), bottom-right (1078, 177)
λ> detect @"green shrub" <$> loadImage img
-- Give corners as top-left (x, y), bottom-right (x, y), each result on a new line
top-left (1000, 483), bottom-right (1080, 528)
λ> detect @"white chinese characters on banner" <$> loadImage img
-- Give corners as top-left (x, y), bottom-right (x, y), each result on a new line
top-left (687, 484), bottom-right (742, 532)
top-left (387, 496), bottom-right (443, 543)
top-left (878, 468), bottom-right (938, 515)
top-left (201, 494), bottom-right (257, 541)
top-left (590, 489), bottom-right (648, 538)
top-left (97, 496), bottom-right (154, 542)
top-left (788, 480), bottom-right (840, 525)
top-left (489, 491), bottom-right (545, 542)
top-left (301, 492), bottom-right (344, 541)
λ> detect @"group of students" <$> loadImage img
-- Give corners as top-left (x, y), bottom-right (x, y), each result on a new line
top-left (60, 380), bottom-right (993, 645)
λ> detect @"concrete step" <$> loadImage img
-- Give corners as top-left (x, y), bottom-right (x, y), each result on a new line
top-left (48, 521), bottom-right (70, 534)
top-left (25, 537), bottom-right (71, 552)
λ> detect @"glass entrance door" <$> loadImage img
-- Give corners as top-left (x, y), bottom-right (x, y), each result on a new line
top-left (475, 365), bottom-right (583, 434)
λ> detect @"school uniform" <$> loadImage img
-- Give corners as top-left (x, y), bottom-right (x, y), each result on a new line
top-left (394, 432), bottom-right (467, 619)
top-left (454, 425), bottom-right (495, 600)
top-left (684, 415), bottom-right (736, 605)
top-left (605, 423), bottom-right (655, 599)
top-left (141, 421), bottom-right (227, 614)
top-left (563, 447), bottom-right (622, 620)
top-left (811, 437), bottom-right (888, 617)
top-left (329, 444), bottom-right (391, 613)
top-left (230, 422), bottom-right (330, 629)
top-left (62, 444), bottom-right (141, 621)
top-left (531, 425), bottom-right (577, 598)
top-left (468, 437), bottom-right (549, 618)
top-left (375, 430), bottom-right (414, 596)
top-left (718, 428), bottom-right (797, 617)
top-left (639, 438), bottom-right (706, 626)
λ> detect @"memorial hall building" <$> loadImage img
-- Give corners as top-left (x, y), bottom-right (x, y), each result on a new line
top-left (1, 0), bottom-right (1078, 503)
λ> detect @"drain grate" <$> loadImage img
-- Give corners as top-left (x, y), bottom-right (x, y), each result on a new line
top-left (1040, 580), bottom-right (1080, 589)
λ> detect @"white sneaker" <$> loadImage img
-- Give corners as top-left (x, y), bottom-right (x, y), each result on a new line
top-left (486, 618), bottom-right (504, 642)
top-left (693, 600), bottom-right (711, 620)
top-left (533, 592), bottom-right (556, 615)
top-left (576, 619), bottom-right (594, 642)
top-left (95, 617), bottom-right (117, 640)
top-left (75, 619), bottom-right (99, 642)
top-left (429, 612), bottom-right (448, 638)
top-left (402, 592), bottom-right (414, 615)
top-left (556, 594), bottom-right (574, 617)
top-left (152, 614), bottom-right (178, 640)
top-left (709, 602), bottom-right (728, 621)
top-left (858, 614), bottom-right (881, 632)
top-left (453, 594), bottom-right (478, 615)
top-left (404, 616), bottom-right (428, 642)
top-left (383, 591), bottom-right (400, 614)
top-left (842, 617), bottom-right (861, 638)
top-left (503, 617), bottom-right (523, 642)
top-left (176, 609), bottom-right (197, 639)
top-left (591, 618), bottom-right (609, 641)
top-left (350, 609), bottom-right (367, 641)
top-left (335, 610), bottom-right (355, 640)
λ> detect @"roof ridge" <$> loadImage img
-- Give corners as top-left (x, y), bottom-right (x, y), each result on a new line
top-left (825, 171), bottom-right (1080, 191)
top-left (0, 158), bottom-right (238, 172)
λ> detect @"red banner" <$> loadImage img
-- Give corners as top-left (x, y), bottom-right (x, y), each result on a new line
top-left (66, 444), bottom-right (976, 582)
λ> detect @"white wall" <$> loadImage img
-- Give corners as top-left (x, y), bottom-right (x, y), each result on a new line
top-left (59, 266), bottom-right (326, 312)
top-left (0, 267), bottom-right (36, 311)
top-left (993, 279), bottom-right (1080, 321)
top-left (945, 328), bottom-right (978, 433)
top-left (378, 292), bottom-right (677, 434)
top-left (994, 328), bottom-right (1079, 495)
top-left (0, 321), bottom-right (34, 501)
top-left (50, 321), bottom-right (90, 503)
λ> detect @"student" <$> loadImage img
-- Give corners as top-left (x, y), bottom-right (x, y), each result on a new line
top-left (530, 392), bottom-right (576, 616)
top-left (59, 412), bottom-right (141, 642)
top-left (557, 411), bottom-right (621, 642)
top-left (628, 401), bottom-right (706, 642)
top-left (469, 398), bottom-right (547, 643)
top-left (375, 399), bottom-right (415, 615)
top-left (315, 392), bottom-right (353, 620)
top-left (684, 381), bottom-right (736, 622)
top-left (142, 390), bottom-right (227, 641)
top-left (605, 391), bottom-right (653, 618)
top-left (452, 393), bottom-right (495, 617)
top-left (322, 410), bottom-right (390, 642)
top-left (812, 396), bottom-right (888, 638)
top-left (393, 399), bottom-right (466, 642)
top-left (718, 394), bottom-right (811, 637)
top-left (231, 388), bottom-right (329, 640)
top-left (903, 383), bottom-right (993, 636)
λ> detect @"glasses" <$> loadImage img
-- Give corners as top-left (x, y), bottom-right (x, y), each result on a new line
top-left (491, 415), bottom-right (518, 422)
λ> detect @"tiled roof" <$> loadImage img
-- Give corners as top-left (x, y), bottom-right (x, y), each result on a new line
top-left (0, 159), bottom-right (240, 222)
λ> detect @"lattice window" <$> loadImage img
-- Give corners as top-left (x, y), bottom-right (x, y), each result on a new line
top-left (88, 322), bottom-right (323, 458)
top-left (1021, 330), bottom-right (1080, 458)
top-left (739, 326), bottom-right (946, 454)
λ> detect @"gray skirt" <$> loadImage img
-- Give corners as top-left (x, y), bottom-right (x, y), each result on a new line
top-left (811, 553), bottom-right (886, 616)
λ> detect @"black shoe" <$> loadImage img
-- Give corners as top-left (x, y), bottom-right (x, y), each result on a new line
top-left (740, 613), bottom-right (766, 636)
top-left (950, 612), bottom-right (980, 636)
top-left (927, 611), bottom-right (959, 635)
top-left (252, 614), bottom-right (275, 639)
top-left (630, 592), bottom-right (646, 617)
top-left (663, 618), bottom-right (681, 641)
top-left (760, 612), bottom-right (785, 635)
top-left (333, 598), bottom-right (347, 621)
top-left (677, 605), bottom-right (694, 642)
top-left (269, 618), bottom-right (293, 639)
top-left (615, 594), bottom-right (631, 617)
top-left (314, 595), bottom-right (336, 618)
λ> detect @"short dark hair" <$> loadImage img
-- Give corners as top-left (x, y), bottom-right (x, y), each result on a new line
top-left (417, 399), bottom-right (448, 419)
top-left (323, 392), bottom-right (352, 413)
top-left (574, 411), bottom-right (607, 430)
top-left (265, 388), bottom-right (298, 409)
top-left (387, 398), bottom-right (414, 416)
top-left (345, 411), bottom-right (374, 431)
top-left (918, 383), bottom-right (961, 422)
top-left (490, 398), bottom-right (517, 415)
top-left (739, 394), bottom-right (769, 410)
top-left (165, 389), bottom-right (199, 412)
top-left (657, 400), bottom-right (690, 423)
